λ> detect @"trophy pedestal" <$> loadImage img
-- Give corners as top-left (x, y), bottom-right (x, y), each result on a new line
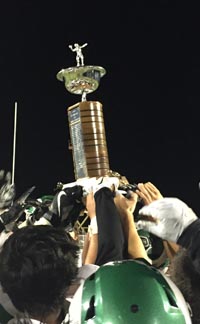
top-left (68, 101), bottom-right (110, 179)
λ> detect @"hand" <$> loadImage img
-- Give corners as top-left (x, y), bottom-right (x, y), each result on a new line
top-left (136, 182), bottom-right (163, 205)
top-left (0, 186), bottom-right (35, 227)
top-left (0, 170), bottom-right (15, 209)
top-left (43, 185), bottom-right (85, 228)
top-left (137, 197), bottom-right (198, 242)
top-left (114, 191), bottom-right (138, 215)
top-left (0, 201), bottom-right (25, 226)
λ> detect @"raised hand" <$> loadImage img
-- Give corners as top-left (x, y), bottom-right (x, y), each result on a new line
top-left (136, 182), bottom-right (163, 205)
top-left (0, 170), bottom-right (15, 209)
top-left (137, 197), bottom-right (198, 242)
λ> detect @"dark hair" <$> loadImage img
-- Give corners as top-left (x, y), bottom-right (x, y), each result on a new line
top-left (0, 225), bottom-right (79, 320)
top-left (169, 247), bottom-right (200, 324)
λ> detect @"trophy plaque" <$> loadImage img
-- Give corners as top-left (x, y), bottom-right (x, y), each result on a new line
top-left (56, 43), bottom-right (110, 180)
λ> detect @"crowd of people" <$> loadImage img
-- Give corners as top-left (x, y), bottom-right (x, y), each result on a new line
top-left (0, 169), bottom-right (199, 323)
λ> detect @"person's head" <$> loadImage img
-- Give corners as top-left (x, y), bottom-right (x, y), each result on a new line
top-left (169, 247), bottom-right (200, 324)
top-left (73, 259), bottom-right (191, 324)
top-left (0, 225), bottom-right (79, 321)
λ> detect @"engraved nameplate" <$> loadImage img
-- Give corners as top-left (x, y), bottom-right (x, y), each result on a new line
top-left (68, 106), bottom-right (88, 179)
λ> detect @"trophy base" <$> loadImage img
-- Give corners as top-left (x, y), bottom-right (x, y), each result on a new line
top-left (57, 65), bottom-right (106, 96)
top-left (68, 101), bottom-right (110, 180)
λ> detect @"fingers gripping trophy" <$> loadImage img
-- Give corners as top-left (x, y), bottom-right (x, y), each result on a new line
top-left (56, 43), bottom-right (110, 180)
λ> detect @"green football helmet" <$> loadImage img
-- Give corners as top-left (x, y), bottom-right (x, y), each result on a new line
top-left (80, 260), bottom-right (191, 323)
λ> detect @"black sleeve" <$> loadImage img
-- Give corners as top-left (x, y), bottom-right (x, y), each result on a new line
top-left (178, 218), bottom-right (200, 274)
top-left (94, 188), bottom-right (126, 266)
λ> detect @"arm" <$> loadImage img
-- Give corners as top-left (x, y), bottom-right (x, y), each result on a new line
top-left (114, 192), bottom-right (152, 263)
top-left (177, 218), bottom-right (200, 273)
top-left (137, 197), bottom-right (198, 243)
top-left (81, 43), bottom-right (88, 48)
top-left (82, 192), bottom-right (98, 265)
top-left (0, 170), bottom-right (15, 210)
top-left (69, 45), bottom-right (74, 51)
top-left (162, 240), bottom-right (180, 261)
top-left (82, 232), bottom-right (98, 265)
top-left (137, 197), bottom-right (200, 272)
top-left (136, 182), bottom-right (180, 260)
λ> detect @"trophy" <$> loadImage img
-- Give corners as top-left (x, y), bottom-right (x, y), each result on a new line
top-left (56, 43), bottom-right (110, 180)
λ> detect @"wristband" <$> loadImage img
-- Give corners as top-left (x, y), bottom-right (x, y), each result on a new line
top-left (88, 216), bottom-right (98, 235)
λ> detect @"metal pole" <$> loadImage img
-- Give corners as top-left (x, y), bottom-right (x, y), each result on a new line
top-left (11, 102), bottom-right (17, 185)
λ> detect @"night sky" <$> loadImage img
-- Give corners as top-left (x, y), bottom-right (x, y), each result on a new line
top-left (0, 1), bottom-right (200, 214)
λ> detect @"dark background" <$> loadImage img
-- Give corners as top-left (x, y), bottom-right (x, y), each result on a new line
top-left (0, 1), bottom-right (200, 214)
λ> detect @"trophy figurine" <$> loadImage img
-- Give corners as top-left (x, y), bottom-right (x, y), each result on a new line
top-left (56, 43), bottom-right (110, 180)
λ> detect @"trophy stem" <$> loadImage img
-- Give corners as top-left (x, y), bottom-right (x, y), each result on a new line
top-left (81, 91), bottom-right (87, 102)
